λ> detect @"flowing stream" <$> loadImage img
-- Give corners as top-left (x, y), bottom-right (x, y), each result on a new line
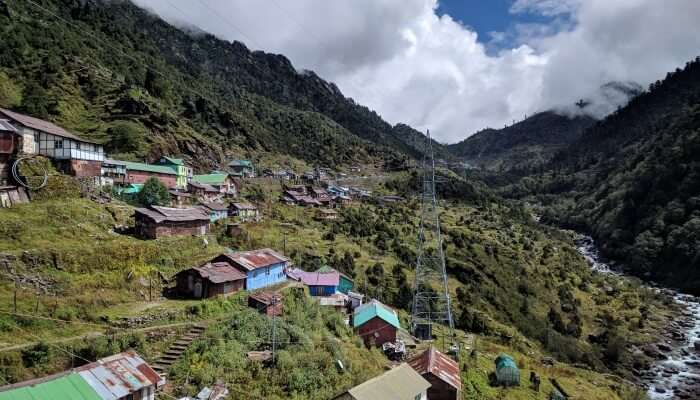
top-left (575, 235), bottom-right (700, 399)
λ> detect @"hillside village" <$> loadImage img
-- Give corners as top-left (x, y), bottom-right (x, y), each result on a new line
top-left (1, 0), bottom-right (700, 399)
top-left (0, 101), bottom-right (670, 400)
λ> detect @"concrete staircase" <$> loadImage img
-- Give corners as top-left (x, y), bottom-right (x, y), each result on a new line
top-left (152, 324), bottom-right (205, 376)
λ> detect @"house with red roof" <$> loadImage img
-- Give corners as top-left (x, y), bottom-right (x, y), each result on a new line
top-left (408, 346), bottom-right (462, 400)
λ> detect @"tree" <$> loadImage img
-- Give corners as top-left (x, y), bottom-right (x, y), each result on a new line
top-left (137, 177), bottom-right (170, 206)
top-left (106, 121), bottom-right (146, 154)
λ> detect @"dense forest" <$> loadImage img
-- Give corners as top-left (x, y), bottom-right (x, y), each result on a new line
top-left (0, 0), bottom-right (446, 170)
top-left (499, 56), bottom-right (700, 293)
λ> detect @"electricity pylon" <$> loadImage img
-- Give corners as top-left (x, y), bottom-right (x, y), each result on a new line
top-left (411, 130), bottom-right (455, 346)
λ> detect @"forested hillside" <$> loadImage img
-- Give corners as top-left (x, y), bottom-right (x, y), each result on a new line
top-left (503, 56), bottom-right (700, 293)
top-left (0, 0), bottom-right (439, 170)
top-left (448, 111), bottom-right (595, 171)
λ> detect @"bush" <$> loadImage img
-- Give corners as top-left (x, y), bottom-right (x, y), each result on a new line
top-left (106, 121), bottom-right (147, 154)
top-left (137, 177), bottom-right (170, 206)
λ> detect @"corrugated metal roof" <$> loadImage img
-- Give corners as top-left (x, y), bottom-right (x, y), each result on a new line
top-left (188, 181), bottom-right (219, 192)
top-left (342, 364), bottom-right (430, 400)
top-left (0, 372), bottom-right (101, 400)
top-left (159, 156), bottom-right (184, 166)
top-left (408, 346), bottom-right (462, 391)
top-left (135, 206), bottom-right (209, 223)
top-left (182, 262), bottom-right (246, 283)
top-left (199, 202), bottom-right (229, 212)
top-left (224, 248), bottom-right (289, 272)
top-left (231, 202), bottom-right (257, 211)
top-left (0, 119), bottom-right (18, 132)
top-left (318, 292), bottom-right (348, 307)
top-left (0, 108), bottom-right (98, 144)
top-left (120, 160), bottom-right (178, 175)
top-left (287, 267), bottom-right (339, 287)
top-left (75, 351), bottom-right (162, 399)
top-left (228, 159), bottom-right (252, 167)
top-left (353, 300), bottom-right (400, 329)
top-left (192, 174), bottom-right (228, 185)
top-left (248, 291), bottom-right (282, 306)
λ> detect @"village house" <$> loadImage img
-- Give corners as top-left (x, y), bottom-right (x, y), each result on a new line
top-left (0, 108), bottom-right (104, 178)
top-left (408, 346), bottom-right (463, 400)
top-left (191, 173), bottom-right (237, 197)
top-left (318, 292), bottom-right (349, 313)
top-left (317, 208), bottom-right (339, 221)
top-left (156, 156), bottom-right (192, 189)
top-left (347, 291), bottom-right (365, 311)
top-left (229, 202), bottom-right (260, 221)
top-left (0, 351), bottom-right (163, 400)
top-left (353, 300), bottom-right (401, 348)
top-left (333, 195), bottom-right (352, 208)
top-left (121, 160), bottom-right (179, 189)
top-left (211, 248), bottom-right (290, 290)
top-left (331, 363), bottom-right (430, 400)
top-left (199, 202), bottom-right (229, 222)
top-left (317, 265), bottom-right (354, 294)
top-left (134, 205), bottom-right (210, 239)
top-left (173, 262), bottom-right (246, 299)
top-left (287, 267), bottom-right (339, 296)
top-left (228, 159), bottom-right (255, 177)
top-left (169, 189), bottom-right (193, 208)
top-left (248, 291), bottom-right (283, 316)
top-left (100, 158), bottom-right (127, 186)
top-left (188, 181), bottom-right (222, 202)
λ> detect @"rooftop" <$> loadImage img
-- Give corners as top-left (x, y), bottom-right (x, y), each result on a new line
top-left (219, 248), bottom-right (289, 272)
top-left (199, 202), bottom-right (229, 212)
top-left (287, 267), bottom-right (339, 287)
top-left (228, 159), bottom-right (253, 167)
top-left (159, 156), bottom-right (184, 166)
top-left (336, 364), bottom-right (430, 400)
top-left (231, 202), bottom-right (257, 210)
top-left (408, 346), bottom-right (462, 391)
top-left (180, 262), bottom-right (247, 283)
top-left (0, 119), bottom-right (18, 132)
top-left (135, 206), bottom-right (209, 223)
top-left (119, 160), bottom-right (178, 175)
top-left (0, 107), bottom-right (98, 144)
top-left (248, 291), bottom-right (282, 305)
top-left (191, 173), bottom-right (229, 185)
top-left (353, 300), bottom-right (400, 329)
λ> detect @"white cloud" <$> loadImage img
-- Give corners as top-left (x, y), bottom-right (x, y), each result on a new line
top-left (134, 0), bottom-right (700, 143)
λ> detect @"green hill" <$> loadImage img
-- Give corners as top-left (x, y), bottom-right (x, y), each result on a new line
top-left (0, 0), bottom-right (446, 171)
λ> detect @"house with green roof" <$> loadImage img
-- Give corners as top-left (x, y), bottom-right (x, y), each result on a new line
top-left (191, 173), bottom-right (237, 197)
top-left (353, 300), bottom-right (401, 348)
top-left (228, 159), bottom-right (255, 178)
top-left (157, 156), bottom-right (192, 189)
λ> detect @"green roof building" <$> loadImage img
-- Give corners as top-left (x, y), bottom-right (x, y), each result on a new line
top-left (0, 373), bottom-right (101, 400)
top-left (494, 353), bottom-right (520, 387)
top-left (157, 156), bottom-right (192, 189)
top-left (228, 159), bottom-right (255, 177)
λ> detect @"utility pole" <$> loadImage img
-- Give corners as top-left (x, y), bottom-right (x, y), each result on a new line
top-left (271, 295), bottom-right (278, 365)
top-left (411, 130), bottom-right (456, 355)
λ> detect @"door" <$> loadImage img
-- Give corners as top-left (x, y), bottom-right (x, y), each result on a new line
top-left (194, 281), bottom-right (203, 298)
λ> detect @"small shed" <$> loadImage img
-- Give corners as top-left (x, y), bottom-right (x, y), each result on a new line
top-left (248, 292), bottom-right (283, 316)
top-left (408, 346), bottom-right (462, 400)
top-left (199, 202), bottom-right (229, 222)
top-left (494, 353), bottom-right (520, 387)
top-left (134, 206), bottom-right (210, 239)
top-left (353, 300), bottom-right (401, 348)
top-left (174, 262), bottom-right (246, 298)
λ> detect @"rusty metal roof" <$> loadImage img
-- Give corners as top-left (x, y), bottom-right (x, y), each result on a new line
top-left (74, 351), bottom-right (163, 400)
top-left (0, 108), bottom-right (97, 144)
top-left (135, 206), bottom-right (209, 223)
top-left (223, 248), bottom-right (289, 272)
top-left (248, 291), bottom-right (282, 305)
top-left (408, 346), bottom-right (462, 391)
top-left (184, 262), bottom-right (246, 283)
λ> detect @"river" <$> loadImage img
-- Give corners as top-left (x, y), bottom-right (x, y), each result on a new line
top-left (575, 235), bottom-right (700, 399)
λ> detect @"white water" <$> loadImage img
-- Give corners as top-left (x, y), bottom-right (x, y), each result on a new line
top-left (575, 235), bottom-right (700, 399)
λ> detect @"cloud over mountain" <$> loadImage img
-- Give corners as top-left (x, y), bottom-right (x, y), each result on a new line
top-left (135, 0), bottom-right (700, 143)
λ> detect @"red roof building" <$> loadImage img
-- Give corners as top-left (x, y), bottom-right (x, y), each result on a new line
top-left (248, 292), bottom-right (283, 316)
top-left (408, 346), bottom-right (462, 400)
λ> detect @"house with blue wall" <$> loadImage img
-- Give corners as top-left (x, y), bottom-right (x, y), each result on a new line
top-left (287, 267), bottom-right (339, 296)
top-left (199, 202), bottom-right (229, 222)
top-left (212, 248), bottom-right (289, 290)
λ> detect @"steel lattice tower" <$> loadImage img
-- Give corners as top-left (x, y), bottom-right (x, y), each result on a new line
top-left (411, 130), bottom-right (455, 343)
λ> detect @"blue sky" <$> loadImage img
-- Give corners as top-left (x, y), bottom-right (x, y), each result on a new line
top-left (436, 0), bottom-right (556, 47)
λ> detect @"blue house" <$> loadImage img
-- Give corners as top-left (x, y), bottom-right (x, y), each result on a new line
top-left (212, 248), bottom-right (289, 290)
top-left (199, 202), bottom-right (229, 222)
top-left (286, 267), bottom-right (339, 296)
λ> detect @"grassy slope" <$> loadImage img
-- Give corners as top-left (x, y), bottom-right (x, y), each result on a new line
top-left (0, 173), bottom-right (670, 399)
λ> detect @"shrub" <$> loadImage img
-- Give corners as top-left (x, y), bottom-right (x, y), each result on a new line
top-left (137, 177), bottom-right (170, 206)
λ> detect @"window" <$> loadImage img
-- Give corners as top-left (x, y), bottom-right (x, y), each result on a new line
top-left (55, 140), bottom-right (63, 149)
top-left (75, 142), bottom-right (81, 150)
top-left (266, 267), bottom-right (270, 275)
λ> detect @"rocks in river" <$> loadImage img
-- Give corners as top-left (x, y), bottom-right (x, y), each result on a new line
top-left (693, 341), bottom-right (700, 352)
top-left (643, 345), bottom-right (667, 360)
top-left (658, 343), bottom-right (673, 352)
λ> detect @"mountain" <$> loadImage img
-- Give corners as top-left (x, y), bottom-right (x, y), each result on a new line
top-left (448, 111), bottom-right (596, 170)
top-left (506, 56), bottom-right (700, 293)
top-left (448, 82), bottom-right (643, 171)
top-left (0, 0), bottom-right (436, 171)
